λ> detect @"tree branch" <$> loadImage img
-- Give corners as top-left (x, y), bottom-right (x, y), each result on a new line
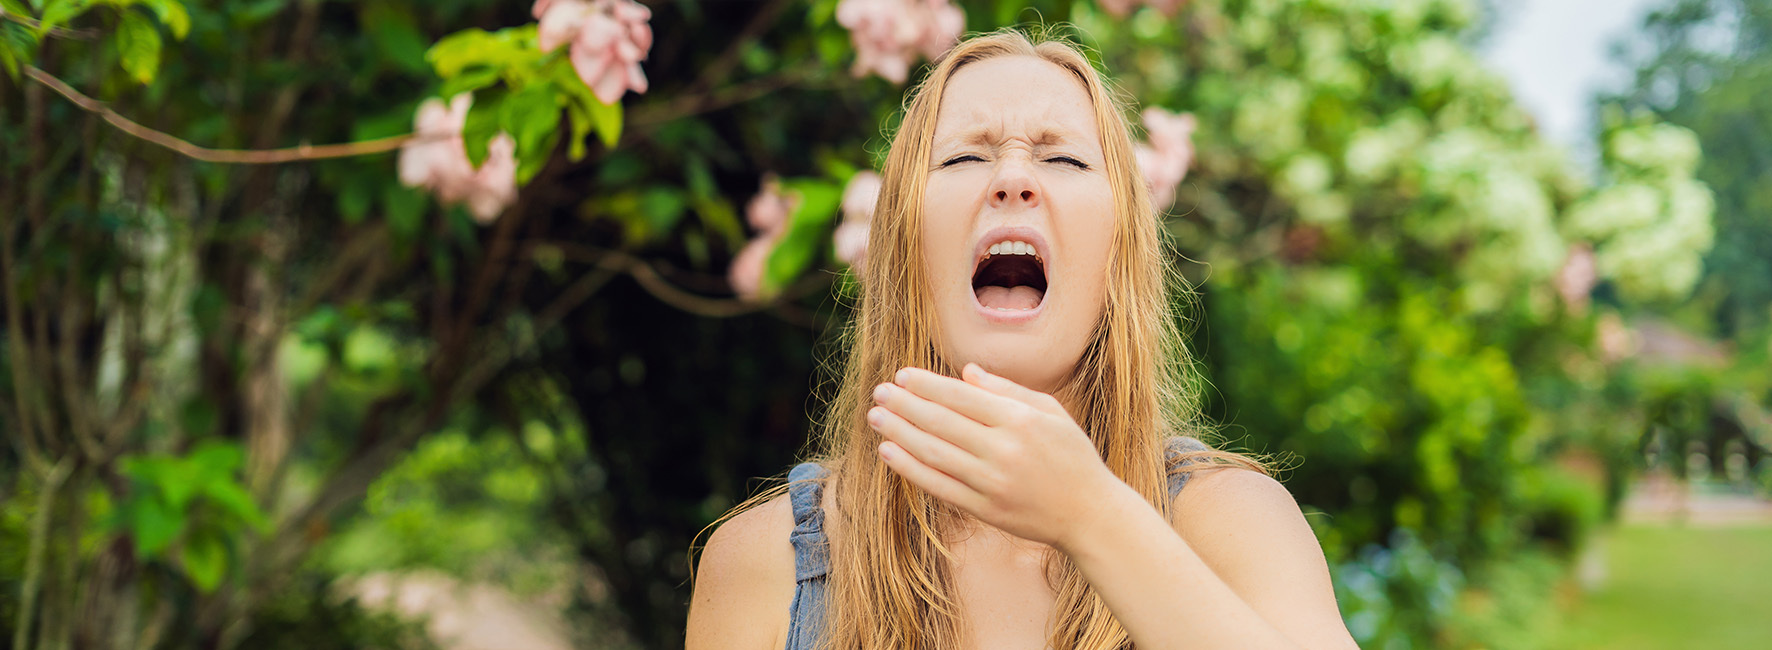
top-left (539, 243), bottom-right (833, 318)
top-left (12, 457), bottom-right (73, 650)
top-left (23, 66), bottom-right (425, 164)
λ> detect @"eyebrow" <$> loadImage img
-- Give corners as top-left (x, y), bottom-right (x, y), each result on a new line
top-left (937, 125), bottom-right (1077, 149)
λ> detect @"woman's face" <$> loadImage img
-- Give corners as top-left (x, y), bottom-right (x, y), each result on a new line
top-left (922, 55), bottom-right (1115, 394)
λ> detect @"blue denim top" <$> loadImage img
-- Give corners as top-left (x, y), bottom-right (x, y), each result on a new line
top-left (783, 436), bottom-right (1213, 649)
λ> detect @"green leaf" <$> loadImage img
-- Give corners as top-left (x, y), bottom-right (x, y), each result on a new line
top-left (426, 26), bottom-right (542, 79)
top-left (186, 440), bottom-right (243, 483)
top-left (203, 479), bottom-right (270, 532)
top-left (37, 0), bottom-right (94, 38)
top-left (361, 1), bottom-right (426, 73)
top-left (439, 65), bottom-right (501, 98)
top-left (123, 455), bottom-right (199, 511)
top-left (587, 95), bottom-right (622, 149)
top-left (685, 155), bottom-right (742, 245)
top-left (116, 10), bottom-right (162, 85)
top-left (501, 84), bottom-right (560, 183)
top-left (180, 530), bottom-right (228, 592)
top-left (551, 58), bottom-right (620, 150)
top-left (0, 21), bottom-right (38, 80)
top-left (460, 90), bottom-right (504, 169)
top-left (0, 0), bottom-right (32, 18)
top-left (763, 179), bottom-right (842, 294)
top-left (563, 98), bottom-right (592, 161)
top-left (130, 496), bottom-right (182, 558)
top-left (138, 0), bottom-right (189, 40)
top-left (638, 187), bottom-right (687, 236)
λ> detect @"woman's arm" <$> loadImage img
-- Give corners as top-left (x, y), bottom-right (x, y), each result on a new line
top-left (1057, 466), bottom-right (1357, 650)
top-left (870, 365), bottom-right (1357, 650)
top-left (685, 495), bottom-right (795, 650)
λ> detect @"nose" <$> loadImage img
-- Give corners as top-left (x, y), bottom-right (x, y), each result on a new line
top-left (986, 161), bottom-right (1041, 210)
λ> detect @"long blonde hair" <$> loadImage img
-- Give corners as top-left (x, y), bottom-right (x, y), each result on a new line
top-left (711, 27), bottom-right (1264, 650)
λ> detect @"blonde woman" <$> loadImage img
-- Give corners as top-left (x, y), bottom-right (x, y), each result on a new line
top-left (688, 29), bottom-right (1358, 650)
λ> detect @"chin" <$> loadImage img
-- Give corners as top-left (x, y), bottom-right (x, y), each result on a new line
top-left (942, 328), bottom-right (1082, 395)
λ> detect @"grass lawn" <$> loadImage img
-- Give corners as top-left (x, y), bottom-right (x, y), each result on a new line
top-left (1552, 523), bottom-right (1772, 649)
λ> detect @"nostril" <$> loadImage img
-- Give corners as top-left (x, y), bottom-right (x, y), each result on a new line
top-left (1020, 190), bottom-right (1033, 201)
top-left (996, 190), bottom-right (1007, 201)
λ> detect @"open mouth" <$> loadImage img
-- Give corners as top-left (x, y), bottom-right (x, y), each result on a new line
top-left (972, 240), bottom-right (1048, 311)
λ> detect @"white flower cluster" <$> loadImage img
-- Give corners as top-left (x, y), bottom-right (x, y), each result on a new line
top-left (1409, 128), bottom-right (1569, 311)
top-left (1562, 122), bottom-right (1715, 302)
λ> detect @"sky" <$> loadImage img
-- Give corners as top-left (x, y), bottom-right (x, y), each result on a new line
top-left (1479, 0), bottom-right (1667, 166)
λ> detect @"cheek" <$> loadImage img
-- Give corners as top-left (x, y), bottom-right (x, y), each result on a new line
top-left (1056, 189), bottom-right (1117, 288)
top-left (920, 181), bottom-right (976, 286)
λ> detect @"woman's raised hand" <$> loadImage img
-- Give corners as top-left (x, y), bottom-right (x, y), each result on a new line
top-left (868, 364), bottom-right (1130, 550)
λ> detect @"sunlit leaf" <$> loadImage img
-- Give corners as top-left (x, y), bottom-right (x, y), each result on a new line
top-left (180, 530), bottom-right (229, 592)
top-left (138, 0), bottom-right (189, 40)
top-left (762, 178), bottom-right (842, 294)
top-left (130, 496), bottom-right (181, 558)
top-left (116, 10), bottom-right (162, 85)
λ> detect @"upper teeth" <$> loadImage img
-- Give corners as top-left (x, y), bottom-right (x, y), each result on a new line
top-left (988, 241), bottom-right (1036, 256)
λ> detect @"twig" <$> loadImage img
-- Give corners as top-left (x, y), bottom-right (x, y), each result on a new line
top-left (13, 457), bottom-right (73, 650)
top-left (23, 66), bottom-right (424, 164)
top-left (682, 0), bottom-right (793, 98)
top-left (629, 64), bottom-right (821, 127)
top-left (0, 7), bottom-right (98, 39)
top-left (539, 243), bottom-right (832, 318)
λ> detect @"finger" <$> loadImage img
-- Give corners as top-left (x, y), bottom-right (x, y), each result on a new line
top-left (892, 366), bottom-right (1021, 427)
top-left (874, 381), bottom-right (993, 453)
top-left (877, 441), bottom-right (985, 514)
top-left (961, 363), bottom-right (1067, 416)
top-left (867, 404), bottom-right (985, 482)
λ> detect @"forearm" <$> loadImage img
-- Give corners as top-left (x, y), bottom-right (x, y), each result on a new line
top-left (1057, 482), bottom-right (1301, 650)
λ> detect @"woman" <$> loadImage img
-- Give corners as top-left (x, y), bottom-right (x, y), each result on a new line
top-left (688, 29), bottom-right (1358, 650)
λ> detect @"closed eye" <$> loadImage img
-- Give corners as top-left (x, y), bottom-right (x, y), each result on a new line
top-left (1046, 156), bottom-right (1089, 169)
top-left (941, 154), bottom-right (984, 167)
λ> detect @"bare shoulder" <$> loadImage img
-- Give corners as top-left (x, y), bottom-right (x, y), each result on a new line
top-left (1171, 466), bottom-right (1304, 527)
top-left (1168, 466), bottom-right (1316, 566)
top-left (686, 493), bottom-right (796, 650)
top-left (1170, 467), bottom-right (1360, 649)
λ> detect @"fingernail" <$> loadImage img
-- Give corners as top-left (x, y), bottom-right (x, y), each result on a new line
top-left (873, 383), bottom-right (890, 402)
top-left (877, 442), bottom-right (894, 460)
top-left (867, 406), bottom-right (884, 427)
top-left (895, 368), bottom-right (910, 385)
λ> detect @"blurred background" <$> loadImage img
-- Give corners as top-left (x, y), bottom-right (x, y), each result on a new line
top-left (0, 0), bottom-right (1767, 648)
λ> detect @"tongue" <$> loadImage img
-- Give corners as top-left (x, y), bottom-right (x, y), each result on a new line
top-left (975, 286), bottom-right (1044, 310)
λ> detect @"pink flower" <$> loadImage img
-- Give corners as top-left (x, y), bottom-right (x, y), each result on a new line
top-left (834, 171), bottom-right (881, 271)
top-left (1097, 0), bottom-right (1188, 17)
top-left (397, 94), bottom-right (520, 224)
top-left (730, 177), bottom-right (801, 299)
top-left (463, 134), bottom-right (519, 223)
top-left (836, 0), bottom-right (965, 84)
top-left (1554, 243), bottom-right (1597, 314)
top-left (534, 0), bottom-right (652, 104)
top-left (1136, 107), bottom-right (1197, 210)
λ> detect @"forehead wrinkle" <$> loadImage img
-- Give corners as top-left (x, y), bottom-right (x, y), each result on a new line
top-left (937, 121), bottom-right (1082, 151)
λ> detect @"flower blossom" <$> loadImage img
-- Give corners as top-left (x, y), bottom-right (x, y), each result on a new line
top-left (397, 94), bottom-right (519, 224)
top-left (1096, 0), bottom-right (1188, 17)
top-left (1554, 243), bottom-right (1597, 314)
top-left (729, 177), bottom-right (800, 300)
top-left (1135, 107), bottom-right (1197, 211)
top-left (835, 0), bottom-right (965, 84)
top-left (833, 171), bottom-right (881, 273)
top-left (534, 0), bottom-right (653, 104)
